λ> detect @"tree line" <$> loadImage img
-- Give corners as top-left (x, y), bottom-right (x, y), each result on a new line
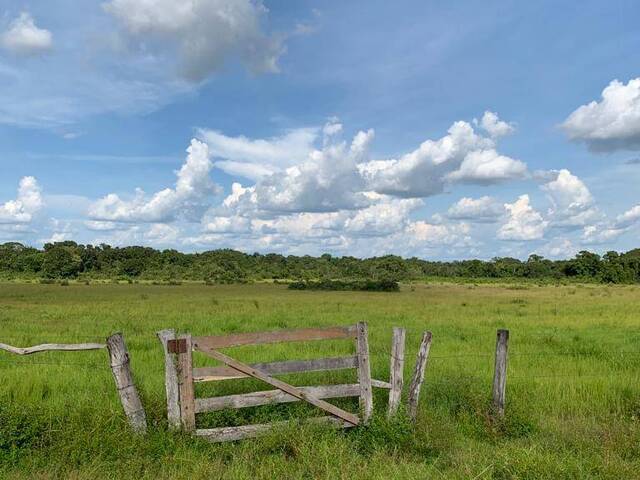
top-left (1, 241), bottom-right (640, 284)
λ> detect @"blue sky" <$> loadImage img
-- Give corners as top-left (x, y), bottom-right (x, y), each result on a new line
top-left (1, 0), bottom-right (640, 259)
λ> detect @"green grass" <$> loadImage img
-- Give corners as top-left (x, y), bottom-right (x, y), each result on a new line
top-left (1, 282), bottom-right (639, 479)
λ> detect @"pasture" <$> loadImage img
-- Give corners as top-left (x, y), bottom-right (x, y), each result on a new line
top-left (1, 282), bottom-right (639, 479)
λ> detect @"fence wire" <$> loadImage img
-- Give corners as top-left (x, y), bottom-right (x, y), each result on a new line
top-left (2, 334), bottom-right (640, 382)
top-left (0, 357), bottom-right (105, 367)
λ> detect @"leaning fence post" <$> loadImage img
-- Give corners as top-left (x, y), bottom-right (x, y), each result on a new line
top-left (106, 332), bottom-right (147, 433)
top-left (492, 329), bottom-right (509, 417)
top-left (156, 329), bottom-right (181, 429)
top-left (387, 327), bottom-right (406, 417)
top-left (407, 331), bottom-right (432, 421)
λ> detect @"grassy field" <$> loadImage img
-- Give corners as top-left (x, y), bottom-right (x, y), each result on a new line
top-left (1, 281), bottom-right (639, 479)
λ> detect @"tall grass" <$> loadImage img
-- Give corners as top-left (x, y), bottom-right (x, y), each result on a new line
top-left (1, 282), bottom-right (639, 478)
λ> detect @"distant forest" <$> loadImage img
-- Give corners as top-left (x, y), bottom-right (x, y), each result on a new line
top-left (1, 241), bottom-right (640, 284)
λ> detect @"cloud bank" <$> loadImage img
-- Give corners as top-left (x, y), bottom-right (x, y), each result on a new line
top-left (4, 110), bottom-right (640, 259)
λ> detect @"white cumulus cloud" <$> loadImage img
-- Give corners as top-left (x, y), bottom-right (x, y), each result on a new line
top-left (447, 196), bottom-right (504, 222)
top-left (615, 204), bottom-right (640, 229)
top-left (582, 224), bottom-right (625, 245)
top-left (446, 149), bottom-right (527, 184)
top-left (562, 78), bottom-right (640, 152)
top-left (541, 169), bottom-right (600, 228)
top-left (226, 127), bottom-right (375, 214)
top-left (104, 0), bottom-right (284, 82)
top-left (498, 194), bottom-right (547, 241)
top-left (405, 220), bottom-right (471, 246)
top-left (475, 111), bottom-right (515, 138)
top-left (198, 126), bottom-right (317, 181)
top-left (89, 139), bottom-right (219, 222)
top-left (344, 195), bottom-right (423, 236)
top-left (1, 12), bottom-right (52, 56)
top-left (0, 176), bottom-right (43, 224)
top-left (360, 115), bottom-right (526, 197)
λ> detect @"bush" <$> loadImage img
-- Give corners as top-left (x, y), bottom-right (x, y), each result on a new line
top-left (288, 279), bottom-right (399, 292)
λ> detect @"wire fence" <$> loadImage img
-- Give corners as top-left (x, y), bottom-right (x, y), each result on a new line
top-left (1, 345), bottom-right (639, 381)
top-left (2, 327), bottom-right (640, 382)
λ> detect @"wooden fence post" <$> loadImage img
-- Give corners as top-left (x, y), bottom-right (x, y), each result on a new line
top-left (106, 333), bottom-right (147, 433)
top-left (176, 334), bottom-right (196, 431)
top-left (156, 329), bottom-right (181, 429)
top-left (407, 331), bottom-right (432, 421)
top-left (356, 322), bottom-right (373, 423)
top-left (387, 327), bottom-right (406, 417)
top-left (492, 329), bottom-right (509, 417)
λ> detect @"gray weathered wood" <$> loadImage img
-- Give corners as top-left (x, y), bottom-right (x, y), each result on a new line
top-left (407, 331), bottom-right (432, 421)
top-left (492, 329), bottom-right (509, 417)
top-left (387, 327), bottom-right (406, 417)
top-left (198, 347), bottom-right (360, 426)
top-left (195, 383), bottom-right (360, 413)
top-left (193, 355), bottom-right (358, 382)
top-left (156, 329), bottom-right (181, 429)
top-left (176, 334), bottom-right (196, 431)
top-left (355, 321), bottom-right (373, 423)
top-left (195, 416), bottom-right (355, 443)
top-left (106, 333), bottom-right (147, 434)
top-left (192, 325), bottom-right (357, 350)
top-left (0, 342), bottom-right (105, 355)
top-left (371, 379), bottom-right (392, 389)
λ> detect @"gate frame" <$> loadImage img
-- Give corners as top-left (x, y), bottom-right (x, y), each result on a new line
top-left (164, 322), bottom-right (396, 442)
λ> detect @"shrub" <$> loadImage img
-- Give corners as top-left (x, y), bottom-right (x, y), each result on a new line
top-left (288, 279), bottom-right (399, 292)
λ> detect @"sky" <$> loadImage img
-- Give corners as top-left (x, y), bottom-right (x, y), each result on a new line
top-left (1, 0), bottom-right (640, 260)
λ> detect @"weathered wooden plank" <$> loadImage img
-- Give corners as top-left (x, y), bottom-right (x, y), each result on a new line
top-left (355, 322), bottom-right (373, 423)
top-left (387, 327), bottom-right (406, 417)
top-left (0, 342), bottom-right (105, 355)
top-left (106, 333), bottom-right (147, 434)
top-left (407, 331), bottom-right (432, 421)
top-left (195, 416), bottom-right (355, 443)
top-left (195, 383), bottom-right (360, 413)
top-left (492, 329), bottom-right (509, 417)
top-left (192, 325), bottom-right (357, 350)
top-left (198, 348), bottom-right (360, 426)
top-left (371, 379), bottom-right (392, 389)
top-left (193, 355), bottom-right (358, 382)
top-left (156, 329), bottom-right (181, 429)
top-left (177, 334), bottom-right (196, 431)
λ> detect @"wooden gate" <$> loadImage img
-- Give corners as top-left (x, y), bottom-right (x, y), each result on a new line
top-left (165, 322), bottom-right (384, 442)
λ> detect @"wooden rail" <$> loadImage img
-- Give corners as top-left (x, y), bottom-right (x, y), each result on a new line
top-left (196, 416), bottom-right (355, 443)
top-left (192, 356), bottom-right (358, 382)
top-left (0, 342), bottom-right (105, 355)
top-left (190, 325), bottom-right (357, 350)
top-left (195, 383), bottom-right (361, 413)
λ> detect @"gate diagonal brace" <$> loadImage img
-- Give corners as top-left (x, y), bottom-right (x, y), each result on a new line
top-left (199, 347), bottom-right (360, 426)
